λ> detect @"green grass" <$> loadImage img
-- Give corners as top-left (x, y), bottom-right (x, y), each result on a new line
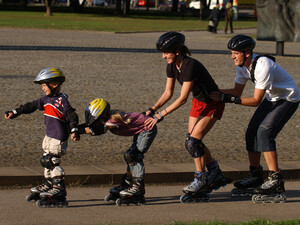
top-left (0, 9), bottom-right (257, 32)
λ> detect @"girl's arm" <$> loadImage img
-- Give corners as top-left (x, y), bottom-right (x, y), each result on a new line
top-left (145, 81), bottom-right (192, 129)
top-left (146, 77), bottom-right (175, 115)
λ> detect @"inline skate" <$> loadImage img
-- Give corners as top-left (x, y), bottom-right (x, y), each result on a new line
top-left (36, 176), bottom-right (68, 208)
top-left (206, 161), bottom-right (232, 191)
top-left (116, 177), bottom-right (146, 206)
top-left (104, 174), bottom-right (132, 203)
top-left (252, 170), bottom-right (286, 203)
top-left (231, 166), bottom-right (264, 197)
top-left (180, 171), bottom-right (210, 203)
top-left (26, 178), bottom-right (52, 202)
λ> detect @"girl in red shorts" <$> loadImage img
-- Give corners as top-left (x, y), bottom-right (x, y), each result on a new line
top-left (145, 32), bottom-right (231, 199)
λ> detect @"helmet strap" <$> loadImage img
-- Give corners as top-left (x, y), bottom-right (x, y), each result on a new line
top-left (46, 82), bottom-right (60, 96)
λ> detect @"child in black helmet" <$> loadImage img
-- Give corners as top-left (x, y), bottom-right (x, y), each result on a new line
top-left (144, 31), bottom-right (231, 203)
top-left (78, 98), bottom-right (157, 206)
top-left (4, 67), bottom-right (79, 207)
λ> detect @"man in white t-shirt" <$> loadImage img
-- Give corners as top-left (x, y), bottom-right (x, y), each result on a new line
top-left (210, 35), bottom-right (299, 202)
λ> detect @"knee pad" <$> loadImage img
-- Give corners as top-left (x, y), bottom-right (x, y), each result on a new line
top-left (124, 148), bottom-right (144, 165)
top-left (185, 133), bottom-right (205, 158)
top-left (40, 153), bottom-right (61, 169)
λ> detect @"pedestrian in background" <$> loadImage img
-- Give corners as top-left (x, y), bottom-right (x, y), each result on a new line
top-left (224, 2), bottom-right (234, 34)
top-left (210, 4), bottom-right (221, 34)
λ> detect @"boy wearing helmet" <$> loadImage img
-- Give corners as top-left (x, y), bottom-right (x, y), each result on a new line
top-left (144, 32), bottom-right (231, 203)
top-left (5, 67), bottom-right (79, 207)
top-left (210, 35), bottom-right (299, 202)
top-left (79, 98), bottom-right (157, 206)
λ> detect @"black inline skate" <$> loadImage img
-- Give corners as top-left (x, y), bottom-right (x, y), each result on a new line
top-left (180, 171), bottom-right (210, 203)
top-left (104, 174), bottom-right (132, 203)
top-left (206, 161), bottom-right (232, 191)
top-left (26, 178), bottom-right (52, 202)
top-left (252, 170), bottom-right (286, 203)
top-left (231, 166), bottom-right (264, 197)
top-left (36, 176), bottom-right (68, 208)
top-left (116, 177), bottom-right (146, 206)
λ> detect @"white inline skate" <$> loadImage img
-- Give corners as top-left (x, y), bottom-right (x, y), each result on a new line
top-left (116, 177), bottom-right (146, 206)
top-left (26, 178), bottom-right (52, 202)
top-left (252, 170), bottom-right (286, 203)
top-left (36, 176), bottom-right (68, 208)
top-left (104, 174), bottom-right (132, 203)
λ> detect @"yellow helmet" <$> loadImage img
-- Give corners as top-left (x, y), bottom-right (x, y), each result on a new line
top-left (85, 98), bottom-right (110, 126)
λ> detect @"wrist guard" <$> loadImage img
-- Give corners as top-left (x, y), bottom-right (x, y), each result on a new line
top-left (5, 108), bottom-right (22, 119)
top-left (221, 93), bottom-right (241, 104)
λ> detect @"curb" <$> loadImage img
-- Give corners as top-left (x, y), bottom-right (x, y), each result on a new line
top-left (1, 169), bottom-right (300, 187)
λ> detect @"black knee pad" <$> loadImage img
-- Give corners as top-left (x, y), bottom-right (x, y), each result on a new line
top-left (185, 133), bottom-right (205, 158)
top-left (124, 148), bottom-right (144, 165)
top-left (40, 153), bottom-right (61, 169)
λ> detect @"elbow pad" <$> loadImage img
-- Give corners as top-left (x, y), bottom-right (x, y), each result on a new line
top-left (66, 108), bottom-right (79, 130)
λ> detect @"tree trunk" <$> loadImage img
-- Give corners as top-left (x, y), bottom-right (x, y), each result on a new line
top-left (45, 0), bottom-right (53, 16)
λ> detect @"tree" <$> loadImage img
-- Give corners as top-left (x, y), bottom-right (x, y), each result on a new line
top-left (45, 0), bottom-right (55, 16)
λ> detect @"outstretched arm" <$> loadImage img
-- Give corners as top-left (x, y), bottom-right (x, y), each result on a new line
top-left (146, 77), bottom-right (175, 116)
top-left (145, 81), bottom-right (192, 129)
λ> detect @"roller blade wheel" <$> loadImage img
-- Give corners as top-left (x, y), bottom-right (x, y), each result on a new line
top-left (231, 188), bottom-right (254, 197)
top-left (36, 198), bottom-right (68, 208)
top-left (252, 193), bottom-right (287, 203)
top-left (115, 196), bottom-right (146, 206)
top-left (180, 192), bottom-right (209, 204)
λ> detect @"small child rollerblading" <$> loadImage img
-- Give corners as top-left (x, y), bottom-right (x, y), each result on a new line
top-left (252, 170), bottom-right (286, 203)
top-left (5, 67), bottom-right (79, 207)
top-left (79, 98), bottom-right (157, 206)
top-left (37, 176), bottom-right (68, 207)
top-left (104, 174), bottom-right (132, 203)
top-left (231, 166), bottom-right (264, 197)
top-left (116, 178), bottom-right (146, 206)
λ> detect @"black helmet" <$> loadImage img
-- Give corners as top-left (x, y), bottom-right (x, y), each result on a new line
top-left (227, 35), bottom-right (256, 52)
top-left (156, 32), bottom-right (185, 52)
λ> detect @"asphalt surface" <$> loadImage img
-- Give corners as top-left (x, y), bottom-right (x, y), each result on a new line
top-left (1, 182), bottom-right (300, 225)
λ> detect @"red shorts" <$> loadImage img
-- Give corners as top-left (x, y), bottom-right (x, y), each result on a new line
top-left (190, 98), bottom-right (225, 120)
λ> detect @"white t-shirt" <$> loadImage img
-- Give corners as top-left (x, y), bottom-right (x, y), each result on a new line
top-left (235, 54), bottom-right (300, 102)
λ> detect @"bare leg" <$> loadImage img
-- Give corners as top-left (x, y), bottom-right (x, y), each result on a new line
top-left (189, 116), bottom-right (218, 172)
top-left (263, 151), bottom-right (279, 172)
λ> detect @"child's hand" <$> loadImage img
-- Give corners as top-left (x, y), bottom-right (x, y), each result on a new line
top-left (4, 111), bottom-right (13, 119)
top-left (71, 132), bottom-right (80, 141)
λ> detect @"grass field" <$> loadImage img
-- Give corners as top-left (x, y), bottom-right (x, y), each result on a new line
top-left (0, 7), bottom-right (257, 32)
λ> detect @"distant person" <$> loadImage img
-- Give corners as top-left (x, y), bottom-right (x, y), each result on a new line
top-left (144, 32), bottom-right (231, 203)
top-left (210, 4), bottom-right (221, 34)
top-left (210, 35), bottom-right (299, 203)
top-left (4, 67), bottom-right (80, 207)
top-left (224, 2), bottom-right (234, 34)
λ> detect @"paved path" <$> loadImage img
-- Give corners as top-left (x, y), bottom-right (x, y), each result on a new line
top-left (1, 182), bottom-right (300, 225)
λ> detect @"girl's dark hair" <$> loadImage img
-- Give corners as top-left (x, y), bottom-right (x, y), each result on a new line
top-left (179, 45), bottom-right (191, 56)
